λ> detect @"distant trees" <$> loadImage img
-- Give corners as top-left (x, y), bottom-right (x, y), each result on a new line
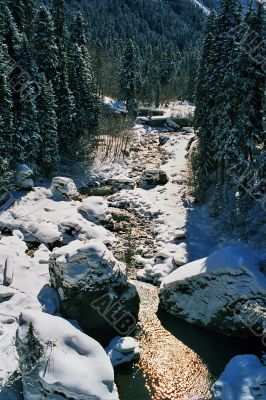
top-left (194, 0), bottom-right (265, 207)
top-left (0, 0), bottom-right (99, 187)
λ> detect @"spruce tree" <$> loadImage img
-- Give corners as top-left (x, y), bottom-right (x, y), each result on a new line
top-left (69, 43), bottom-right (99, 156)
top-left (120, 39), bottom-right (138, 115)
top-left (37, 75), bottom-right (59, 176)
top-left (33, 6), bottom-right (59, 84)
top-left (0, 38), bottom-right (14, 188)
top-left (15, 85), bottom-right (40, 165)
top-left (52, 0), bottom-right (75, 154)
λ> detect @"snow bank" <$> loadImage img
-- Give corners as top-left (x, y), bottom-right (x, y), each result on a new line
top-left (0, 188), bottom-right (117, 246)
top-left (106, 336), bottom-right (140, 366)
top-left (212, 355), bottom-right (266, 399)
top-left (17, 310), bottom-right (119, 400)
top-left (0, 235), bottom-right (51, 387)
top-left (160, 246), bottom-right (266, 337)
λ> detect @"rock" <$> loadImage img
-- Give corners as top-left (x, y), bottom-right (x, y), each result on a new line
top-left (159, 246), bottom-right (266, 337)
top-left (17, 310), bottom-right (119, 400)
top-left (164, 119), bottom-right (181, 132)
top-left (212, 355), bottom-right (266, 399)
top-left (106, 336), bottom-right (140, 366)
top-left (49, 240), bottom-right (140, 343)
top-left (112, 176), bottom-right (136, 192)
top-left (16, 164), bottom-right (34, 190)
top-left (78, 196), bottom-right (113, 227)
top-left (51, 177), bottom-right (78, 200)
top-left (139, 168), bottom-right (169, 186)
top-left (159, 136), bottom-right (170, 146)
top-left (181, 127), bottom-right (194, 133)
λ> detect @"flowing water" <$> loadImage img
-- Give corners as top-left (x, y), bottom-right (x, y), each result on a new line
top-left (115, 281), bottom-right (262, 400)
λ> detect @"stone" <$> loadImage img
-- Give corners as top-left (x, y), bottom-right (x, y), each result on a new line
top-left (112, 176), bottom-right (136, 192)
top-left (159, 246), bottom-right (266, 338)
top-left (49, 239), bottom-right (140, 343)
top-left (78, 196), bottom-right (113, 227)
top-left (106, 336), bottom-right (140, 366)
top-left (139, 168), bottom-right (169, 186)
top-left (16, 164), bottom-right (34, 190)
top-left (164, 119), bottom-right (181, 131)
top-left (51, 177), bottom-right (78, 200)
top-left (159, 136), bottom-right (170, 146)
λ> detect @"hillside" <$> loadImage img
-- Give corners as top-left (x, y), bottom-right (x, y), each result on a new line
top-left (63, 0), bottom-right (209, 101)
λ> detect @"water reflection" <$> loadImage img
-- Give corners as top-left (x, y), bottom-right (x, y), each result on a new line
top-left (116, 281), bottom-right (262, 400)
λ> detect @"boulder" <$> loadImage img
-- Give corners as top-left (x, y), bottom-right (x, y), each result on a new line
top-left (212, 355), bottom-right (266, 399)
top-left (17, 310), bottom-right (119, 400)
top-left (139, 168), bottom-right (169, 186)
top-left (106, 336), bottom-right (140, 366)
top-left (159, 246), bottom-right (266, 337)
top-left (181, 127), bottom-right (194, 133)
top-left (112, 176), bottom-right (136, 192)
top-left (164, 119), bottom-right (181, 132)
top-left (49, 240), bottom-right (140, 343)
top-left (51, 177), bottom-right (78, 200)
top-left (16, 164), bottom-right (34, 190)
top-left (78, 196), bottom-right (113, 227)
top-left (159, 136), bottom-right (170, 146)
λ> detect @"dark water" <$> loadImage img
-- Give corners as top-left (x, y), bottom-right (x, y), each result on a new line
top-left (115, 282), bottom-right (263, 400)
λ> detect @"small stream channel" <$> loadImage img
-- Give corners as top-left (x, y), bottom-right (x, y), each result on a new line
top-left (115, 281), bottom-right (262, 400)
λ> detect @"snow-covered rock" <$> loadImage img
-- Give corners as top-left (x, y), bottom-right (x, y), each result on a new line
top-left (78, 196), bottom-right (113, 226)
top-left (49, 240), bottom-right (139, 341)
top-left (139, 168), bottom-right (169, 186)
top-left (160, 246), bottom-right (266, 337)
top-left (16, 164), bottom-right (34, 190)
top-left (17, 310), bottom-right (119, 400)
top-left (112, 176), bottom-right (136, 192)
top-left (106, 336), bottom-right (140, 366)
top-left (51, 177), bottom-right (78, 200)
top-left (181, 127), bottom-right (194, 133)
top-left (212, 355), bottom-right (266, 400)
top-left (0, 236), bottom-right (51, 387)
top-left (0, 188), bottom-right (117, 246)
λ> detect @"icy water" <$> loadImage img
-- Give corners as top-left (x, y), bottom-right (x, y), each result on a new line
top-left (115, 281), bottom-right (262, 400)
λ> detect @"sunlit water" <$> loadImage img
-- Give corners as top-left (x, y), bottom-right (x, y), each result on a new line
top-left (115, 281), bottom-right (262, 400)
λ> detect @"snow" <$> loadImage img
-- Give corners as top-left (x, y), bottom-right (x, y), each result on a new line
top-left (106, 336), bottom-right (140, 366)
top-left (18, 310), bottom-right (119, 400)
top-left (0, 188), bottom-right (117, 246)
top-left (50, 239), bottom-right (123, 288)
top-left (212, 355), bottom-right (266, 400)
top-left (0, 235), bottom-right (50, 387)
top-left (78, 196), bottom-right (113, 225)
top-left (160, 246), bottom-right (266, 336)
top-left (162, 246), bottom-right (264, 288)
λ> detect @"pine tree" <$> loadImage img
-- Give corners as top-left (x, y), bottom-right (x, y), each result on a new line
top-left (37, 75), bottom-right (59, 176)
